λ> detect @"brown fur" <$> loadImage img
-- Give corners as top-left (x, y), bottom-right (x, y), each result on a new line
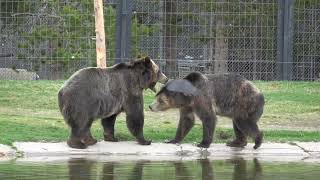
top-left (58, 57), bottom-right (168, 149)
top-left (150, 72), bottom-right (264, 149)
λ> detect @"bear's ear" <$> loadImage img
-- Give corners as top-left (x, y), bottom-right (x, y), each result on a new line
top-left (142, 56), bottom-right (153, 70)
top-left (128, 59), bottom-right (135, 64)
top-left (165, 79), bottom-right (200, 97)
top-left (144, 56), bottom-right (151, 64)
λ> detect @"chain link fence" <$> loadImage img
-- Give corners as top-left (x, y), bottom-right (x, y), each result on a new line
top-left (0, 0), bottom-right (319, 80)
top-left (131, 0), bottom-right (279, 80)
top-left (293, 0), bottom-right (320, 81)
top-left (0, 0), bottom-right (96, 80)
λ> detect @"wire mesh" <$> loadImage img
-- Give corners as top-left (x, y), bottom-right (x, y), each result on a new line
top-left (131, 0), bottom-right (279, 80)
top-left (293, 0), bottom-right (320, 81)
top-left (0, 0), bottom-right (319, 80)
top-left (0, 0), bottom-right (96, 80)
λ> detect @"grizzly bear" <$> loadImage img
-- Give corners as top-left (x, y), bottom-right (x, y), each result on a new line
top-left (149, 72), bottom-right (264, 149)
top-left (58, 57), bottom-right (168, 149)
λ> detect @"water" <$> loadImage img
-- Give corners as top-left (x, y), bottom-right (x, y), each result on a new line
top-left (0, 158), bottom-right (320, 180)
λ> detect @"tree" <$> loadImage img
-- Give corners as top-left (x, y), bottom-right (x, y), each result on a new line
top-left (213, 0), bottom-right (228, 74)
top-left (164, 0), bottom-right (178, 78)
top-left (1, 0), bottom-right (155, 78)
top-left (192, 0), bottom-right (278, 79)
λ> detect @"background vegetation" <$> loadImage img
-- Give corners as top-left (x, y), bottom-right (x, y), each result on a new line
top-left (1, 0), bottom-right (319, 80)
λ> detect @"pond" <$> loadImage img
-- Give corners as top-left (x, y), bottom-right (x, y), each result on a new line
top-left (0, 157), bottom-right (319, 180)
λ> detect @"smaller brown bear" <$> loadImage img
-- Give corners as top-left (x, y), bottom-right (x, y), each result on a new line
top-left (149, 72), bottom-right (264, 149)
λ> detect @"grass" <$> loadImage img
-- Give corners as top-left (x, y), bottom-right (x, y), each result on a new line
top-left (0, 80), bottom-right (319, 145)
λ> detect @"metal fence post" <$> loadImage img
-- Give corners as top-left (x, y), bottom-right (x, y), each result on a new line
top-left (277, 0), bottom-right (284, 80)
top-left (115, 0), bottom-right (132, 63)
top-left (277, 0), bottom-right (294, 80)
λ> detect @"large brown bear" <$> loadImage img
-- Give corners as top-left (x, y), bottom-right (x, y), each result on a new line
top-left (58, 57), bottom-right (168, 149)
top-left (149, 72), bottom-right (264, 149)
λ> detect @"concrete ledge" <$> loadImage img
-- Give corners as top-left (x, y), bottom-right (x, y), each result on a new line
top-left (0, 141), bottom-right (316, 163)
top-left (12, 141), bottom-right (313, 162)
top-left (0, 144), bottom-right (16, 160)
top-left (14, 141), bottom-right (183, 156)
top-left (15, 154), bottom-right (317, 164)
top-left (295, 142), bottom-right (320, 152)
top-left (294, 142), bottom-right (320, 161)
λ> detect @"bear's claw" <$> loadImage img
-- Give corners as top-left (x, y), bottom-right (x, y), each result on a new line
top-left (226, 139), bottom-right (247, 148)
top-left (104, 135), bottom-right (119, 142)
top-left (138, 139), bottom-right (152, 145)
top-left (67, 139), bottom-right (87, 149)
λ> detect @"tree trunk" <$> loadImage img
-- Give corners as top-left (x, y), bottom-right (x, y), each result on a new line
top-left (94, 0), bottom-right (107, 68)
top-left (214, 1), bottom-right (228, 74)
top-left (164, 0), bottom-right (177, 78)
top-left (207, 13), bottom-right (214, 74)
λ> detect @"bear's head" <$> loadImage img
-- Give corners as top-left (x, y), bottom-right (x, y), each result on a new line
top-left (133, 56), bottom-right (168, 92)
top-left (149, 79), bottom-right (200, 112)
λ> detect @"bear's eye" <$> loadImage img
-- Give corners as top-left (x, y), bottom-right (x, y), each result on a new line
top-left (158, 99), bottom-right (164, 104)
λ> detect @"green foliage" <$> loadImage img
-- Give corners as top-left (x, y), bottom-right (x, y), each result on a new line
top-left (293, 0), bottom-right (320, 62)
top-left (188, 0), bottom-right (278, 61)
top-left (103, 5), bottom-right (159, 64)
top-left (104, 5), bottom-right (116, 65)
top-left (0, 1), bottom-right (30, 19)
top-left (60, 6), bottom-right (82, 30)
top-left (131, 14), bottom-right (159, 58)
top-left (10, 0), bottom-right (95, 70)
top-left (4, 0), bottom-right (320, 73)
top-left (8, 1), bottom-right (157, 69)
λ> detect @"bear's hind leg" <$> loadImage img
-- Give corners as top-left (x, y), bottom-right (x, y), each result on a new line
top-left (242, 120), bottom-right (263, 149)
top-left (166, 107), bottom-right (195, 144)
top-left (232, 119), bottom-right (263, 149)
top-left (102, 114), bottom-right (119, 142)
top-left (227, 120), bottom-right (248, 148)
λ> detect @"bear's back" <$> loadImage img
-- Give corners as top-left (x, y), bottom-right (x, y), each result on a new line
top-left (205, 73), bottom-right (262, 117)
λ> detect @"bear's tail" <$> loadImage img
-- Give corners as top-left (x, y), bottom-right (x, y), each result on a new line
top-left (58, 90), bottom-right (64, 113)
top-left (255, 93), bottom-right (265, 119)
top-left (58, 90), bottom-right (72, 125)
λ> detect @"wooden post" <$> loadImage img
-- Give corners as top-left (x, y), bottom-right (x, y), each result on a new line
top-left (94, 0), bottom-right (107, 68)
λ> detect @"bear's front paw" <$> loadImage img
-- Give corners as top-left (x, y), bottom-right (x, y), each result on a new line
top-left (67, 139), bottom-right (87, 149)
top-left (104, 135), bottom-right (119, 142)
top-left (138, 139), bottom-right (152, 145)
top-left (82, 136), bottom-right (98, 146)
top-left (197, 142), bottom-right (210, 148)
top-left (253, 132), bottom-right (263, 149)
top-left (165, 139), bottom-right (179, 144)
top-left (226, 139), bottom-right (247, 148)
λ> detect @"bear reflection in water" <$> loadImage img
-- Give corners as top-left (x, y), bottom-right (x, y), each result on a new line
top-left (67, 158), bottom-right (262, 180)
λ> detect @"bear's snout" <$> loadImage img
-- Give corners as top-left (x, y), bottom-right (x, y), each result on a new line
top-left (158, 72), bottom-right (168, 84)
top-left (149, 104), bottom-right (157, 112)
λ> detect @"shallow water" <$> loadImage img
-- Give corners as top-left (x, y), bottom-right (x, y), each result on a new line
top-left (0, 158), bottom-right (320, 180)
